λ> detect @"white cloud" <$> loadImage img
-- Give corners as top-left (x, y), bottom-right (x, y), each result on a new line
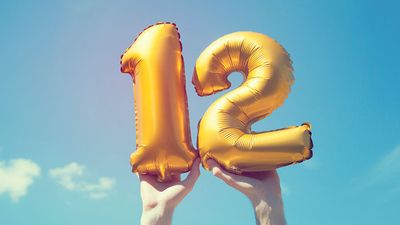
top-left (0, 159), bottom-right (41, 202)
top-left (49, 162), bottom-right (115, 199)
top-left (48, 162), bottom-right (84, 191)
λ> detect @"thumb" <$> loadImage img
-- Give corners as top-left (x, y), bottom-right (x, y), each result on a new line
top-left (182, 158), bottom-right (201, 188)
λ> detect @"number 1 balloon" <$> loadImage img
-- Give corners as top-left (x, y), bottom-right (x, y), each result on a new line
top-left (192, 32), bottom-right (313, 173)
top-left (120, 23), bottom-right (197, 181)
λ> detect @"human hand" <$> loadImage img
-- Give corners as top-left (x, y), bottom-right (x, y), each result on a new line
top-left (207, 159), bottom-right (286, 225)
top-left (139, 158), bottom-right (201, 225)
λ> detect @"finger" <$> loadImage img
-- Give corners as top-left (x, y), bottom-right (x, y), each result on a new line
top-left (182, 158), bottom-right (201, 188)
top-left (169, 175), bottom-right (181, 183)
top-left (207, 159), bottom-right (257, 192)
top-left (138, 173), bottom-right (160, 187)
top-left (207, 159), bottom-right (238, 185)
top-left (245, 170), bottom-right (277, 180)
top-left (138, 173), bottom-right (150, 181)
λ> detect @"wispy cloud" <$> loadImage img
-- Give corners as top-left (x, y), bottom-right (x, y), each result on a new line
top-left (0, 159), bottom-right (41, 202)
top-left (366, 146), bottom-right (400, 192)
top-left (49, 162), bottom-right (115, 199)
top-left (374, 146), bottom-right (400, 174)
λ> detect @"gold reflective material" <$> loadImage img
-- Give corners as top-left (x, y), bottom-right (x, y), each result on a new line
top-left (192, 32), bottom-right (313, 173)
top-left (120, 23), bottom-right (197, 181)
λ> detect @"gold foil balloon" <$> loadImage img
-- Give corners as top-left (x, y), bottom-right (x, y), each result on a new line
top-left (192, 32), bottom-right (313, 173)
top-left (120, 23), bottom-right (197, 181)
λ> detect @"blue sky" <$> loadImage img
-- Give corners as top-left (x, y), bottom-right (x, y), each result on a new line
top-left (1, 0), bottom-right (399, 224)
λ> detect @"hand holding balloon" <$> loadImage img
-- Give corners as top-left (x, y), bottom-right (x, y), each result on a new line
top-left (207, 159), bottom-right (286, 225)
top-left (120, 22), bottom-right (313, 225)
top-left (139, 159), bottom-right (201, 225)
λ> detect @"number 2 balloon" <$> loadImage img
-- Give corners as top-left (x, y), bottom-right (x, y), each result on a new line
top-left (193, 32), bottom-right (313, 174)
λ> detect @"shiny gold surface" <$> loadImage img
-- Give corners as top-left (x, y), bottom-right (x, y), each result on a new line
top-left (120, 23), bottom-right (197, 181)
top-left (192, 32), bottom-right (313, 173)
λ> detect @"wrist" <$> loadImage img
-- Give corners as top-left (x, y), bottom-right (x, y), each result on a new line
top-left (141, 203), bottom-right (175, 225)
top-left (251, 192), bottom-right (286, 225)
